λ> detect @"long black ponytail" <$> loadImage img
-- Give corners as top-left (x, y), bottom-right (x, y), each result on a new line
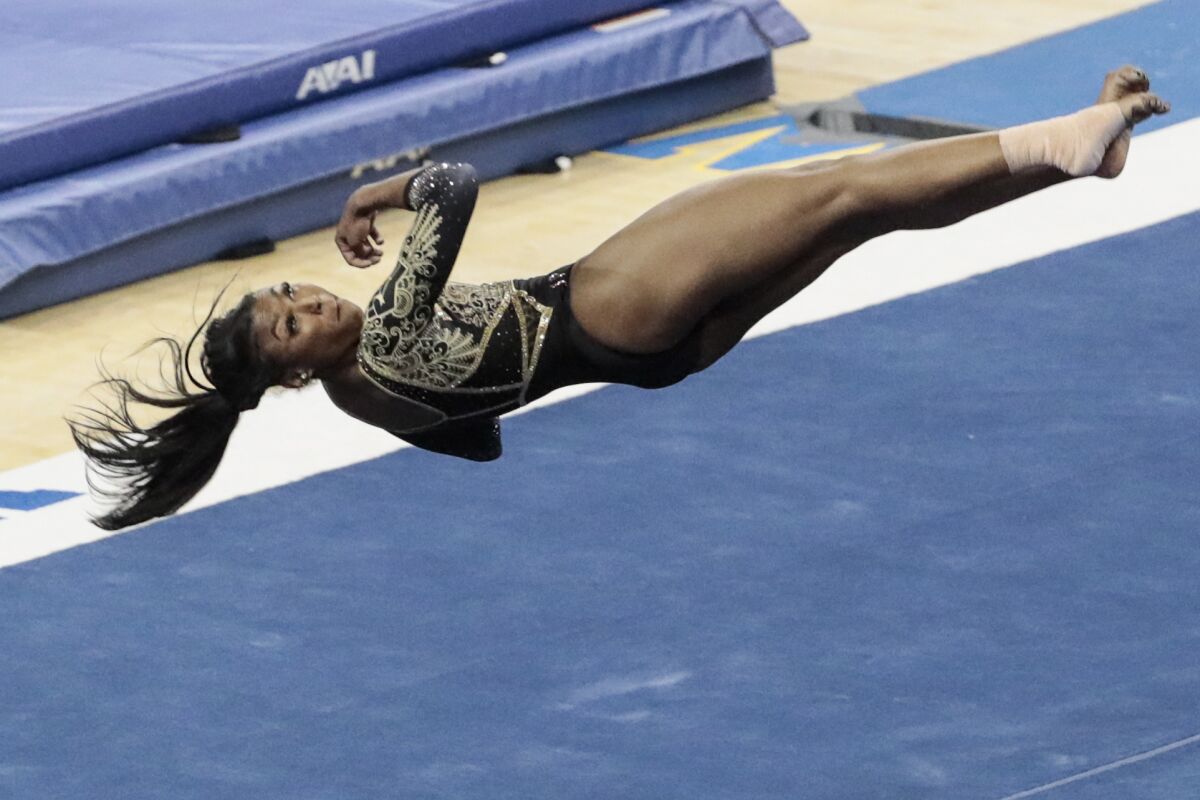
top-left (68, 290), bottom-right (282, 530)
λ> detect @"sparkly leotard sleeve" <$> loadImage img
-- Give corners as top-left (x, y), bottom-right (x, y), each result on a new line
top-left (355, 162), bottom-right (555, 461)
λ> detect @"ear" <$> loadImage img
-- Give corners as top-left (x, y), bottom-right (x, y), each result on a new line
top-left (281, 369), bottom-right (308, 389)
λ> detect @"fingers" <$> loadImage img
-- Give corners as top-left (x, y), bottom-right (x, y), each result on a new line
top-left (336, 237), bottom-right (382, 268)
top-left (351, 249), bottom-right (382, 268)
top-left (335, 218), bottom-right (384, 268)
top-left (356, 236), bottom-right (384, 263)
top-left (336, 241), bottom-right (372, 268)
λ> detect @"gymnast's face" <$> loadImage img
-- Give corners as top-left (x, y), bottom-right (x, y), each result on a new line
top-left (250, 282), bottom-right (364, 386)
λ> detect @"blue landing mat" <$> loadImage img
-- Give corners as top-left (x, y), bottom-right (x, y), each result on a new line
top-left (2, 0), bottom-right (780, 191)
top-left (4, 212), bottom-right (1200, 798)
top-left (0, 0), bottom-right (799, 319)
top-left (858, 0), bottom-right (1200, 132)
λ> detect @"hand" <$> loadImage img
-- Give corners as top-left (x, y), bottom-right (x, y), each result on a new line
top-left (335, 190), bottom-right (385, 268)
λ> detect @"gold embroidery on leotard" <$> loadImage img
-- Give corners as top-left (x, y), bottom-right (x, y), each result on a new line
top-left (437, 280), bottom-right (508, 327)
top-left (356, 168), bottom-right (555, 410)
top-left (361, 274), bottom-right (554, 395)
top-left (521, 299), bottom-right (554, 403)
top-left (359, 202), bottom-right (443, 358)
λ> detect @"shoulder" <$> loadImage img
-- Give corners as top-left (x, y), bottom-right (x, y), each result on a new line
top-left (322, 364), bottom-right (445, 433)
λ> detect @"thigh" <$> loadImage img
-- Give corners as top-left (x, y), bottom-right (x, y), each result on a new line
top-left (570, 163), bottom-right (859, 354)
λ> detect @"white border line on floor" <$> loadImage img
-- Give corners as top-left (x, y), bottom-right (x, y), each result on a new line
top-left (994, 731), bottom-right (1200, 800)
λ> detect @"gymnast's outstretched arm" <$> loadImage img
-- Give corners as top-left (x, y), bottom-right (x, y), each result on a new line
top-left (353, 162), bottom-right (479, 362)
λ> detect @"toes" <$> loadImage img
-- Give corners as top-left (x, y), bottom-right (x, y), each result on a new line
top-left (1120, 92), bottom-right (1172, 123)
top-left (1117, 65), bottom-right (1150, 91)
top-left (1100, 66), bottom-right (1150, 103)
top-left (1144, 93), bottom-right (1171, 115)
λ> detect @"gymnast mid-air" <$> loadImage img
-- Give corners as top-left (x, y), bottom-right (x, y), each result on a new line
top-left (71, 67), bottom-right (1169, 529)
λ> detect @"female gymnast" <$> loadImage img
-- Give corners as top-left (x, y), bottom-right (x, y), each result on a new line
top-left (71, 67), bottom-right (1169, 529)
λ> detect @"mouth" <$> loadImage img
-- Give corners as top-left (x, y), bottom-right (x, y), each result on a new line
top-left (334, 297), bottom-right (342, 321)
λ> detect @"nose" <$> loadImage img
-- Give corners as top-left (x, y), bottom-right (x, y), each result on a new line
top-left (304, 292), bottom-right (337, 316)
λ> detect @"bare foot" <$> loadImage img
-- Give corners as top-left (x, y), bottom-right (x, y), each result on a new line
top-left (1095, 66), bottom-right (1168, 177)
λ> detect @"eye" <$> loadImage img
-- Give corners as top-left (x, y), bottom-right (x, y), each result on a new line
top-left (287, 313), bottom-right (298, 336)
top-left (283, 282), bottom-right (295, 299)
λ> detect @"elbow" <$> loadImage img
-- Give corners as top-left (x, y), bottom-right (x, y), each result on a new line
top-left (448, 162), bottom-right (479, 196)
top-left (410, 162), bottom-right (479, 210)
top-left (454, 162), bottom-right (478, 180)
top-left (429, 160), bottom-right (477, 184)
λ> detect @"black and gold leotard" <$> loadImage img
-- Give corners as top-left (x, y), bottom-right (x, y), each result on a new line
top-left (356, 162), bottom-right (697, 462)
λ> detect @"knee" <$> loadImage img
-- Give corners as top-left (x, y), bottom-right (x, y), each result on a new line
top-left (830, 156), bottom-right (878, 211)
top-left (783, 157), bottom-right (870, 223)
top-left (825, 156), bottom-right (901, 235)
